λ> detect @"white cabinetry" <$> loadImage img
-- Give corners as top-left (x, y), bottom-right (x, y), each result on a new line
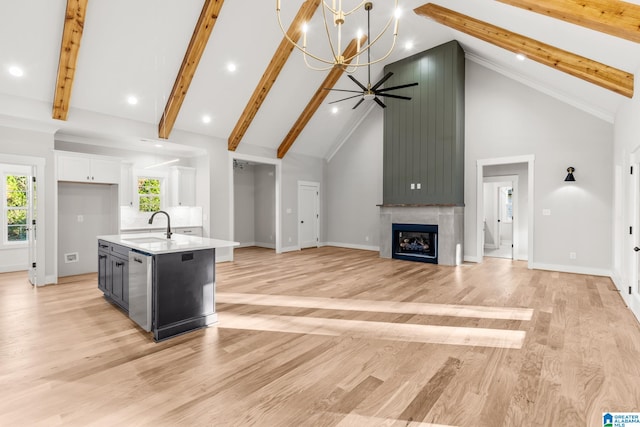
top-left (57, 153), bottom-right (120, 184)
top-left (169, 166), bottom-right (196, 207)
top-left (120, 163), bottom-right (134, 206)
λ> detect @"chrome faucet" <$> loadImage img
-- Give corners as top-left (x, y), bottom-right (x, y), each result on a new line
top-left (148, 210), bottom-right (172, 239)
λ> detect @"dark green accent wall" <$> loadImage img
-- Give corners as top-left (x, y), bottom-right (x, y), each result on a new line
top-left (383, 40), bottom-right (465, 205)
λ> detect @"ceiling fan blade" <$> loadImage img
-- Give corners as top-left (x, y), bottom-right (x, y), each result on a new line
top-left (374, 97), bottom-right (387, 108)
top-left (376, 82), bottom-right (419, 93)
top-left (376, 93), bottom-right (412, 100)
top-left (352, 98), bottom-right (365, 109)
top-left (371, 72), bottom-right (394, 91)
top-left (323, 88), bottom-right (365, 94)
top-left (329, 94), bottom-right (364, 104)
top-left (348, 75), bottom-right (368, 92)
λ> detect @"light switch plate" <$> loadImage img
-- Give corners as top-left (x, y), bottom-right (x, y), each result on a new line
top-left (542, 209), bottom-right (551, 216)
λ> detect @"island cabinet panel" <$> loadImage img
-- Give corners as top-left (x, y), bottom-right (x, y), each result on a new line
top-left (98, 248), bottom-right (109, 294)
top-left (152, 248), bottom-right (215, 341)
top-left (97, 239), bottom-right (130, 312)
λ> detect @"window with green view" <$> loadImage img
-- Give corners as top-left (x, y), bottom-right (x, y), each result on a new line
top-left (138, 177), bottom-right (161, 212)
top-left (6, 175), bottom-right (28, 242)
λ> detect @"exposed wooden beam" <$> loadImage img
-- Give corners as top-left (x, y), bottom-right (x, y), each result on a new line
top-left (158, 0), bottom-right (225, 139)
top-left (414, 3), bottom-right (634, 98)
top-left (496, 0), bottom-right (640, 44)
top-left (228, 0), bottom-right (321, 152)
top-left (52, 0), bottom-right (88, 121)
top-left (277, 37), bottom-right (363, 159)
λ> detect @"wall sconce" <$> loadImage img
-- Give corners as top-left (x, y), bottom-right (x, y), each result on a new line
top-left (564, 166), bottom-right (576, 182)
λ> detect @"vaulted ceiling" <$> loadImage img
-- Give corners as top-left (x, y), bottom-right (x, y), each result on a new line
top-left (1, 0), bottom-right (640, 159)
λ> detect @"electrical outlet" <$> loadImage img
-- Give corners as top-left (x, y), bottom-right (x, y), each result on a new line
top-left (410, 183), bottom-right (415, 190)
top-left (569, 252), bottom-right (576, 259)
top-left (365, 236), bottom-right (369, 242)
top-left (288, 237), bottom-right (292, 242)
top-left (77, 215), bottom-right (84, 223)
top-left (542, 209), bottom-right (551, 216)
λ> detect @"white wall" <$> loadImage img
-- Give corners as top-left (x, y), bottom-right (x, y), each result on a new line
top-left (280, 152), bottom-right (326, 251)
top-left (233, 164), bottom-right (255, 246)
top-left (326, 108), bottom-right (383, 250)
top-left (58, 182), bottom-right (118, 276)
top-left (465, 61), bottom-right (613, 274)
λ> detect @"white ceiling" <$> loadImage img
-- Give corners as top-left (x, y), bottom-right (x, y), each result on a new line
top-left (1, 0), bottom-right (639, 159)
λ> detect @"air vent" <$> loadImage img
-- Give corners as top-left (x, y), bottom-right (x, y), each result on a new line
top-left (64, 252), bottom-right (79, 263)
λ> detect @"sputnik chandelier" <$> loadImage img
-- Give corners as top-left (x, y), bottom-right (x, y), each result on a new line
top-left (276, 0), bottom-right (401, 72)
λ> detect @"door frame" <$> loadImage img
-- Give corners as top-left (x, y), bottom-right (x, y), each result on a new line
top-left (228, 152), bottom-right (282, 258)
top-left (628, 148), bottom-right (640, 310)
top-left (0, 153), bottom-right (46, 285)
top-left (298, 180), bottom-right (320, 249)
top-left (482, 176), bottom-right (518, 259)
top-left (476, 155), bottom-right (534, 268)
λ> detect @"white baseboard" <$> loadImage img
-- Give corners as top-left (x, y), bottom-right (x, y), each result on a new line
top-left (254, 242), bottom-right (275, 249)
top-left (0, 264), bottom-right (28, 273)
top-left (531, 262), bottom-right (612, 277)
top-left (324, 242), bottom-right (379, 252)
top-left (464, 255), bottom-right (482, 263)
top-left (281, 245), bottom-right (300, 253)
top-left (235, 241), bottom-right (256, 248)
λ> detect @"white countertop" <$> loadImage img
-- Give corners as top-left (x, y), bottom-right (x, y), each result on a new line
top-left (98, 233), bottom-right (239, 255)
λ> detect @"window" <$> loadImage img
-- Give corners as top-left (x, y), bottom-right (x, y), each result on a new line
top-left (5, 174), bottom-right (28, 242)
top-left (138, 177), bottom-right (162, 212)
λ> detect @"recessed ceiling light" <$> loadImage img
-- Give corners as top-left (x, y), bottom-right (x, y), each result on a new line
top-left (331, 106), bottom-right (339, 114)
top-left (516, 53), bottom-right (526, 61)
top-left (127, 95), bottom-right (138, 105)
top-left (8, 66), bottom-right (24, 77)
top-left (404, 41), bottom-right (414, 50)
top-left (227, 63), bottom-right (237, 73)
top-left (155, 144), bottom-right (163, 148)
top-left (202, 115), bottom-right (212, 124)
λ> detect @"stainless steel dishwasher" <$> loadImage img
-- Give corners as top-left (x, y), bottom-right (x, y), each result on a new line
top-left (129, 250), bottom-right (152, 331)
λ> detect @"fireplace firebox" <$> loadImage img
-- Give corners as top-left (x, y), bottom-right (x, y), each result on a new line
top-left (392, 223), bottom-right (438, 264)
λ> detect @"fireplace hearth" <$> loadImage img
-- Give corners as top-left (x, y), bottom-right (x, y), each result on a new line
top-left (392, 223), bottom-right (438, 263)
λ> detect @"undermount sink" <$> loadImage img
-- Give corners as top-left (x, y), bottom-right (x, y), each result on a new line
top-left (124, 237), bottom-right (169, 244)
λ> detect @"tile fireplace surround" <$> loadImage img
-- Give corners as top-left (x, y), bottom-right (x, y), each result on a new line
top-left (379, 205), bottom-right (464, 266)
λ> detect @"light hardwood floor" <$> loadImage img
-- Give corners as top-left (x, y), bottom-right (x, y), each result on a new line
top-left (1, 247), bottom-right (639, 426)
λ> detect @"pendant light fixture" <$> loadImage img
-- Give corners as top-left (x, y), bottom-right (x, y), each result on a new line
top-left (276, 0), bottom-right (400, 73)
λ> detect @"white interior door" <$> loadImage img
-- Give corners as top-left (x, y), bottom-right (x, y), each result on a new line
top-left (298, 182), bottom-right (319, 249)
top-left (27, 171), bottom-right (37, 285)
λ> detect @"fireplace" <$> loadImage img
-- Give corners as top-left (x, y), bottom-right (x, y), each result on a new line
top-left (392, 223), bottom-right (438, 264)
top-left (380, 206), bottom-right (462, 266)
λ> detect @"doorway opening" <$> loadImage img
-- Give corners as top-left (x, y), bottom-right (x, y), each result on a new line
top-left (483, 176), bottom-right (517, 260)
top-left (0, 155), bottom-right (45, 285)
top-left (298, 181), bottom-right (320, 249)
top-left (229, 153), bottom-right (281, 259)
top-left (476, 155), bottom-right (534, 268)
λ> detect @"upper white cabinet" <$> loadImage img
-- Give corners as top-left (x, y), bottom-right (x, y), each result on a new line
top-left (169, 166), bottom-right (196, 207)
top-left (120, 162), bottom-right (134, 207)
top-left (57, 152), bottom-right (120, 184)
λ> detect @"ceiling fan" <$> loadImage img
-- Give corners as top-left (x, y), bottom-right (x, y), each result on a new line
top-left (325, 2), bottom-right (418, 109)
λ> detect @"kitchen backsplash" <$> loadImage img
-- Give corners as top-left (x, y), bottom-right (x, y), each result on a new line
top-left (120, 206), bottom-right (203, 230)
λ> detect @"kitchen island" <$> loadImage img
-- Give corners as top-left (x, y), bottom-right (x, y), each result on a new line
top-left (97, 233), bottom-right (237, 341)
